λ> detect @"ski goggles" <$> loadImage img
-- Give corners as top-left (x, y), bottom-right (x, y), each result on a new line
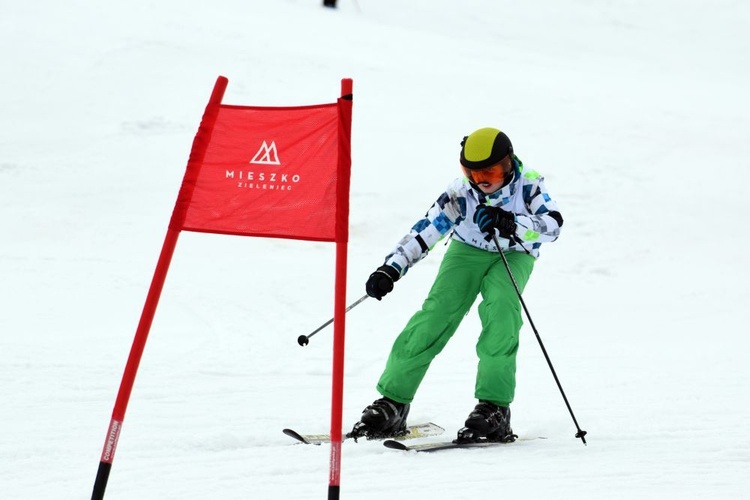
top-left (461, 156), bottom-right (511, 185)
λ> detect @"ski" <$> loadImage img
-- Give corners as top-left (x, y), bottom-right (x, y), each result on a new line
top-left (383, 436), bottom-right (544, 453)
top-left (283, 422), bottom-right (445, 445)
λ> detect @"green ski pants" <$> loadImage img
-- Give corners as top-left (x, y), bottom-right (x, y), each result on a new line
top-left (376, 240), bottom-right (535, 407)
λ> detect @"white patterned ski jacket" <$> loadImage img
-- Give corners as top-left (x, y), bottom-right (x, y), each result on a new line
top-left (384, 157), bottom-right (562, 278)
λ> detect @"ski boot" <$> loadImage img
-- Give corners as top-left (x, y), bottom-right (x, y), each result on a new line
top-left (454, 401), bottom-right (517, 444)
top-left (347, 397), bottom-right (410, 441)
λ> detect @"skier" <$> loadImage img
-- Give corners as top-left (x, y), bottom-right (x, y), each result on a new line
top-left (349, 127), bottom-right (563, 443)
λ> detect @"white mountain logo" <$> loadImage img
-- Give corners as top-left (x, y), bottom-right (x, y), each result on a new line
top-left (250, 140), bottom-right (281, 165)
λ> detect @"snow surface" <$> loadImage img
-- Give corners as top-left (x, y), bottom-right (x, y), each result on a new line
top-left (2, 0), bottom-right (750, 498)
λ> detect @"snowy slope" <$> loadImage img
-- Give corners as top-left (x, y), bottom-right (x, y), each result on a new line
top-left (2, 0), bottom-right (749, 498)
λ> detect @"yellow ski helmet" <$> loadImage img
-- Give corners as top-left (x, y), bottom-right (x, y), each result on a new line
top-left (460, 127), bottom-right (513, 170)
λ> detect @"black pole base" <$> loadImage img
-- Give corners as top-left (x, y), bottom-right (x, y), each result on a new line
top-left (91, 461), bottom-right (112, 500)
top-left (328, 485), bottom-right (340, 499)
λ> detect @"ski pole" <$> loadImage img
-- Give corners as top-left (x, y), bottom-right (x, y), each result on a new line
top-left (492, 234), bottom-right (588, 445)
top-left (298, 294), bottom-right (369, 346)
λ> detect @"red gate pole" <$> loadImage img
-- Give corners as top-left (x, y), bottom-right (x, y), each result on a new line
top-left (328, 78), bottom-right (353, 500)
top-left (91, 76), bottom-right (228, 500)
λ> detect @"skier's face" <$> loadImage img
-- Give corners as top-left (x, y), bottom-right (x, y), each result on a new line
top-left (462, 155), bottom-right (512, 193)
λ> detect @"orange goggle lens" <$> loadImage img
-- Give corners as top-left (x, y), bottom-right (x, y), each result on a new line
top-left (462, 163), bottom-right (505, 185)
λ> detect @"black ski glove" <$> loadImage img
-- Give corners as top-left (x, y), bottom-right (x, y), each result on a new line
top-left (365, 265), bottom-right (400, 300)
top-left (473, 205), bottom-right (517, 238)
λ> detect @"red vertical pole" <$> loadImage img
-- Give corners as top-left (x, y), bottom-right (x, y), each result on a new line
top-left (91, 76), bottom-right (228, 500)
top-left (328, 78), bottom-right (353, 500)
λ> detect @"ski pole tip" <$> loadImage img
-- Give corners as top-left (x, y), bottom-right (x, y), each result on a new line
top-left (576, 430), bottom-right (587, 445)
top-left (297, 335), bottom-right (310, 347)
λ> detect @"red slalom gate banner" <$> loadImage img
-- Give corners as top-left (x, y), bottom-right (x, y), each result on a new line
top-left (173, 101), bottom-right (348, 241)
top-left (92, 76), bottom-right (353, 500)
